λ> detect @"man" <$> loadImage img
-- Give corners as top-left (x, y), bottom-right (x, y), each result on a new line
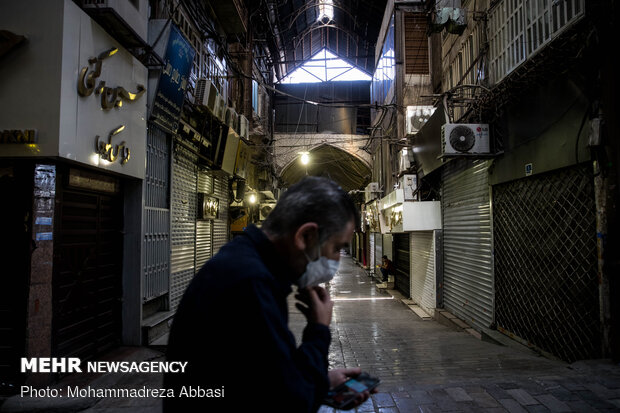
top-left (164, 177), bottom-right (372, 412)
top-left (379, 255), bottom-right (394, 282)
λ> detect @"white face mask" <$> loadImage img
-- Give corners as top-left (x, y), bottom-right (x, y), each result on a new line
top-left (295, 241), bottom-right (340, 288)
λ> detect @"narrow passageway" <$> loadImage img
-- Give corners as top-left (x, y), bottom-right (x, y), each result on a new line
top-left (290, 254), bottom-right (620, 412)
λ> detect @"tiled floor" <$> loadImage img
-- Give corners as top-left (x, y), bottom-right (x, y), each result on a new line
top-left (288, 254), bottom-right (620, 412)
top-left (5, 254), bottom-right (620, 413)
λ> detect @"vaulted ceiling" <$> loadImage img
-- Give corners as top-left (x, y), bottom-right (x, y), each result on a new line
top-left (280, 144), bottom-right (371, 193)
top-left (250, 0), bottom-right (388, 80)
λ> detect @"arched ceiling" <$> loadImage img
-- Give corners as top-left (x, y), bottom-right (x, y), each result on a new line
top-left (279, 144), bottom-right (371, 192)
top-left (259, 0), bottom-right (388, 79)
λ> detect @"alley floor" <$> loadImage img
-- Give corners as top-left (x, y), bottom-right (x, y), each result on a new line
top-left (290, 254), bottom-right (620, 413)
top-left (4, 254), bottom-right (620, 413)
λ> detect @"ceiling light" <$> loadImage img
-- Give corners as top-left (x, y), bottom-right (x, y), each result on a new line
top-left (300, 152), bottom-right (310, 165)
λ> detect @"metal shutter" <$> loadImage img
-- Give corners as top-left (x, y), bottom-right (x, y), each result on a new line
top-left (442, 159), bottom-right (493, 329)
top-left (143, 126), bottom-right (170, 301)
top-left (212, 175), bottom-right (229, 255)
top-left (170, 142), bottom-right (197, 311)
top-left (374, 233), bottom-right (383, 278)
top-left (369, 233), bottom-right (375, 274)
top-left (410, 231), bottom-right (436, 313)
top-left (196, 170), bottom-right (213, 271)
top-left (393, 233), bottom-right (411, 297)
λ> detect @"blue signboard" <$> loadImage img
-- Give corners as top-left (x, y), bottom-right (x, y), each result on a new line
top-left (151, 24), bottom-right (195, 134)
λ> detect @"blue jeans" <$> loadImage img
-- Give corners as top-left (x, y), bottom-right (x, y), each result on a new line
top-left (380, 268), bottom-right (388, 281)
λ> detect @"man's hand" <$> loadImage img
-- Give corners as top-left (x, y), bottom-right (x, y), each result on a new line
top-left (295, 286), bottom-right (333, 326)
top-left (328, 367), bottom-right (377, 409)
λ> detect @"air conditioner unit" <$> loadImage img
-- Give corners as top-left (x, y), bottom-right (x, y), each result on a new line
top-left (399, 174), bottom-right (417, 201)
top-left (398, 148), bottom-right (415, 173)
top-left (259, 202), bottom-right (277, 221)
top-left (225, 107), bottom-right (238, 131)
top-left (214, 96), bottom-right (226, 121)
top-left (82, 0), bottom-right (148, 47)
top-left (195, 78), bottom-right (219, 114)
top-left (238, 115), bottom-right (249, 140)
top-left (441, 123), bottom-right (490, 155)
top-left (221, 127), bottom-right (240, 176)
top-left (365, 182), bottom-right (380, 203)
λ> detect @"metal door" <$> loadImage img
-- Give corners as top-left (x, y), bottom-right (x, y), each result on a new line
top-left (393, 233), bottom-right (411, 297)
top-left (442, 159), bottom-right (493, 329)
top-left (54, 184), bottom-right (123, 359)
top-left (143, 126), bottom-right (170, 302)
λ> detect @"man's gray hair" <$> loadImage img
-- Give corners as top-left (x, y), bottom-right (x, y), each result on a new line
top-left (262, 177), bottom-right (359, 243)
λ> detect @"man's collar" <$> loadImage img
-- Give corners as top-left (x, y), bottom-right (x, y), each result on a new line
top-left (243, 225), bottom-right (294, 295)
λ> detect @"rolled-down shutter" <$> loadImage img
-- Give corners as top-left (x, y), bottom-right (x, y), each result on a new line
top-left (442, 159), bottom-right (493, 329)
top-left (212, 175), bottom-right (229, 255)
top-left (170, 142), bottom-right (197, 311)
top-left (410, 231), bottom-right (436, 313)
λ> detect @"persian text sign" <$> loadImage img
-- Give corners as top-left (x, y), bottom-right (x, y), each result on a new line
top-left (150, 24), bottom-right (195, 134)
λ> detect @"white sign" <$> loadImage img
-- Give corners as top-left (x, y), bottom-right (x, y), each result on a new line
top-left (0, 0), bottom-right (147, 179)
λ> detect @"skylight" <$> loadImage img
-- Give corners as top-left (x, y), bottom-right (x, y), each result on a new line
top-left (317, 0), bottom-right (334, 22)
top-left (280, 49), bottom-right (371, 84)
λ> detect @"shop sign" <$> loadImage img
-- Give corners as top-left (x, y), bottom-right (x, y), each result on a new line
top-left (150, 24), bottom-right (195, 134)
top-left (0, 129), bottom-right (37, 144)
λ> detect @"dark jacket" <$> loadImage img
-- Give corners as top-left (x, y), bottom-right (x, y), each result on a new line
top-left (164, 225), bottom-right (331, 412)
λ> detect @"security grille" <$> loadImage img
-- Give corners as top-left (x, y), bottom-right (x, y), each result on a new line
top-left (489, 0), bottom-right (585, 84)
top-left (170, 142), bottom-right (198, 311)
top-left (143, 127), bottom-right (170, 301)
top-left (393, 233), bottom-right (411, 297)
top-left (494, 164), bottom-right (599, 362)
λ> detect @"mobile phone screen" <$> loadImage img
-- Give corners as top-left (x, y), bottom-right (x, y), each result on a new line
top-left (323, 373), bottom-right (380, 409)
top-left (344, 379), bottom-right (368, 393)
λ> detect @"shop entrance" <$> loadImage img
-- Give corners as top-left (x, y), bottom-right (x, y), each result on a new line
top-left (53, 172), bottom-right (123, 360)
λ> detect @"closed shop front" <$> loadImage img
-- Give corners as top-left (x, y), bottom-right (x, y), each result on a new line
top-left (410, 231), bottom-right (438, 314)
top-left (212, 175), bottom-right (230, 255)
top-left (54, 168), bottom-right (123, 360)
top-left (170, 142), bottom-right (198, 311)
top-left (170, 143), bottom-right (231, 311)
top-left (369, 232), bottom-right (375, 273)
top-left (143, 126), bottom-right (171, 303)
top-left (442, 159), bottom-right (493, 329)
top-left (373, 233), bottom-right (383, 278)
top-left (494, 164), bottom-right (599, 361)
top-left (393, 233), bottom-right (411, 297)
top-left (196, 170), bottom-right (213, 270)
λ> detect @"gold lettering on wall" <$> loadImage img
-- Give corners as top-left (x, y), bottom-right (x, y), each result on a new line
top-left (0, 129), bottom-right (37, 144)
top-left (95, 125), bottom-right (130, 165)
top-left (77, 47), bottom-right (145, 110)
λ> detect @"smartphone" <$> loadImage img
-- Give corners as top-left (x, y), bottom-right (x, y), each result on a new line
top-left (323, 372), bottom-right (380, 410)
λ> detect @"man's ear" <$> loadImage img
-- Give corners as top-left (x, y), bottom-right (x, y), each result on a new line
top-left (293, 222), bottom-right (319, 251)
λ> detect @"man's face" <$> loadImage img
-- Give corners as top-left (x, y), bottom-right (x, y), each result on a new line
top-left (318, 219), bottom-right (355, 261)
